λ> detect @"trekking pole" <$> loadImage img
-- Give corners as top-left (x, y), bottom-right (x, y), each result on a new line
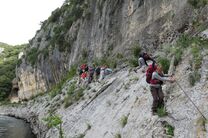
top-left (175, 81), bottom-right (207, 120)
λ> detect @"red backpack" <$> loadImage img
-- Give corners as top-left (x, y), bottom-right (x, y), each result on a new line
top-left (146, 64), bottom-right (157, 84)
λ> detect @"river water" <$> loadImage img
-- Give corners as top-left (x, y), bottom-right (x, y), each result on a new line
top-left (0, 116), bottom-right (36, 138)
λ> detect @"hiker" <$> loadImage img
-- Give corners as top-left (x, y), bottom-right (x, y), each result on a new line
top-left (80, 70), bottom-right (88, 86)
top-left (94, 66), bottom-right (101, 81)
top-left (135, 52), bottom-right (155, 73)
top-left (104, 67), bottom-right (113, 75)
top-left (80, 64), bottom-right (88, 72)
top-left (99, 66), bottom-right (106, 82)
top-left (146, 62), bottom-right (175, 115)
top-left (77, 64), bottom-right (88, 85)
top-left (99, 66), bottom-right (113, 82)
top-left (88, 64), bottom-right (95, 84)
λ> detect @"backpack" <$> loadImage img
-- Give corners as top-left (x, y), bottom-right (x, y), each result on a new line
top-left (146, 63), bottom-right (157, 84)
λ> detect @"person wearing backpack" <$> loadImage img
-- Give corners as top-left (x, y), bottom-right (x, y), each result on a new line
top-left (80, 70), bottom-right (88, 87)
top-left (99, 66), bottom-right (107, 82)
top-left (94, 66), bottom-right (101, 81)
top-left (88, 64), bottom-right (95, 84)
top-left (77, 64), bottom-right (89, 85)
top-left (134, 52), bottom-right (155, 73)
top-left (146, 62), bottom-right (175, 115)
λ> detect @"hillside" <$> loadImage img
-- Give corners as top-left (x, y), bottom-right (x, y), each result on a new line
top-left (0, 43), bottom-right (25, 101)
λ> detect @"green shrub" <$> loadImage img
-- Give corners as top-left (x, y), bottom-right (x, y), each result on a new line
top-left (17, 59), bottom-right (22, 66)
top-left (0, 91), bottom-right (7, 101)
top-left (177, 34), bottom-right (191, 48)
top-left (120, 115), bottom-right (128, 128)
top-left (43, 114), bottom-right (64, 138)
top-left (66, 65), bottom-right (77, 80)
top-left (43, 114), bottom-right (62, 128)
top-left (174, 48), bottom-right (183, 66)
top-left (128, 44), bottom-right (141, 67)
top-left (48, 8), bottom-right (62, 23)
top-left (77, 134), bottom-right (85, 138)
top-left (194, 56), bottom-right (203, 70)
top-left (189, 71), bottom-right (201, 86)
top-left (63, 17), bottom-right (74, 28)
top-left (87, 123), bottom-right (91, 130)
top-left (27, 47), bottom-right (39, 66)
top-left (82, 48), bottom-right (88, 59)
top-left (75, 88), bottom-right (84, 101)
top-left (129, 58), bottom-right (138, 67)
top-left (132, 44), bottom-right (141, 58)
top-left (116, 53), bottom-right (124, 59)
top-left (49, 82), bottom-right (63, 98)
top-left (158, 57), bottom-right (170, 74)
top-left (165, 124), bottom-right (175, 136)
top-left (64, 83), bottom-right (84, 108)
top-left (114, 133), bottom-right (121, 138)
top-left (64, 96), bottom-right (73, 108)
top-left (50, 66), bottom-right (77, 98)
top-left (157, 106), bottom-right (168, 117)
top-left (64, 83), bottom-right (76, 108)
top-left (93, 57), bottom-right (117, 69)
top-left (191, 46), bottom-right (202, 70)
top-left (188, 0), bottom-right (208, 8)
top-left (40, 48), bottom-right (49, 59)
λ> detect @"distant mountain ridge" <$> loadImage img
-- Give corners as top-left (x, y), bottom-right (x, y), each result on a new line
top-left (0, 42), bottom-right (9, 47)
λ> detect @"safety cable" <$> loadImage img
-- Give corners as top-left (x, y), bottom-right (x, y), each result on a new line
top-left (175, 81), bottom-right (207, 120)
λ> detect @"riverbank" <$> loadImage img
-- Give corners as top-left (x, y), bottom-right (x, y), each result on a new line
top-left (0, 115), bottom-right (36, 138)
top-left (0, 103), bottom-right (48, 138)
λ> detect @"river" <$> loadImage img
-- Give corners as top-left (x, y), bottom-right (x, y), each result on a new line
top-left (0, 116), bottom-right (36, 138)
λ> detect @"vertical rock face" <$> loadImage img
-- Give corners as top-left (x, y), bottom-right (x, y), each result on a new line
top-left (17, 67), bottom-right (47, 100)
top-left (16, 0), bottom-right (196, 99)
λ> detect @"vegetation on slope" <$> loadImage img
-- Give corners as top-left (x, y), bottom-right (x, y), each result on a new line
top-left (0, 43), bottom-right (26, 101)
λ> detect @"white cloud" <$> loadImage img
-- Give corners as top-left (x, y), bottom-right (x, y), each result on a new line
top-left (0, 0), bottom-right (64, 45)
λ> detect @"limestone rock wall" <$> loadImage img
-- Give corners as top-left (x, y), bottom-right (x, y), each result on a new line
top-left (16, 0), bottom-right (204, 99)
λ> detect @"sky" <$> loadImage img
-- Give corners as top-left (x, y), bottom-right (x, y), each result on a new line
top-left (0, 0), bottom-right (64, 45)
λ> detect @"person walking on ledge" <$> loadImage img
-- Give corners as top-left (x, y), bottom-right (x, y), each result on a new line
top-left (135, 52), bottom-right (155, 73)
top-left (146, 62), bottom-right (175, 115)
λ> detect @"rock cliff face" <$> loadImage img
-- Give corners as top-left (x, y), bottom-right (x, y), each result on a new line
top-left (1, 47), bottom-right (208, 137)
top-left (16, 0), bottom-right (202, 100)
top-left (2, 0), bottom-right (208, 137)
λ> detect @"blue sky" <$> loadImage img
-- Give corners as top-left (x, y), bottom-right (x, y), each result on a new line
top-left (0, 0), bottom-right (64, 45)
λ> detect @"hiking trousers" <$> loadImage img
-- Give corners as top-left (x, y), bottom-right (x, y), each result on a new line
top-left (150, 86), bottom-right (164, 112)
